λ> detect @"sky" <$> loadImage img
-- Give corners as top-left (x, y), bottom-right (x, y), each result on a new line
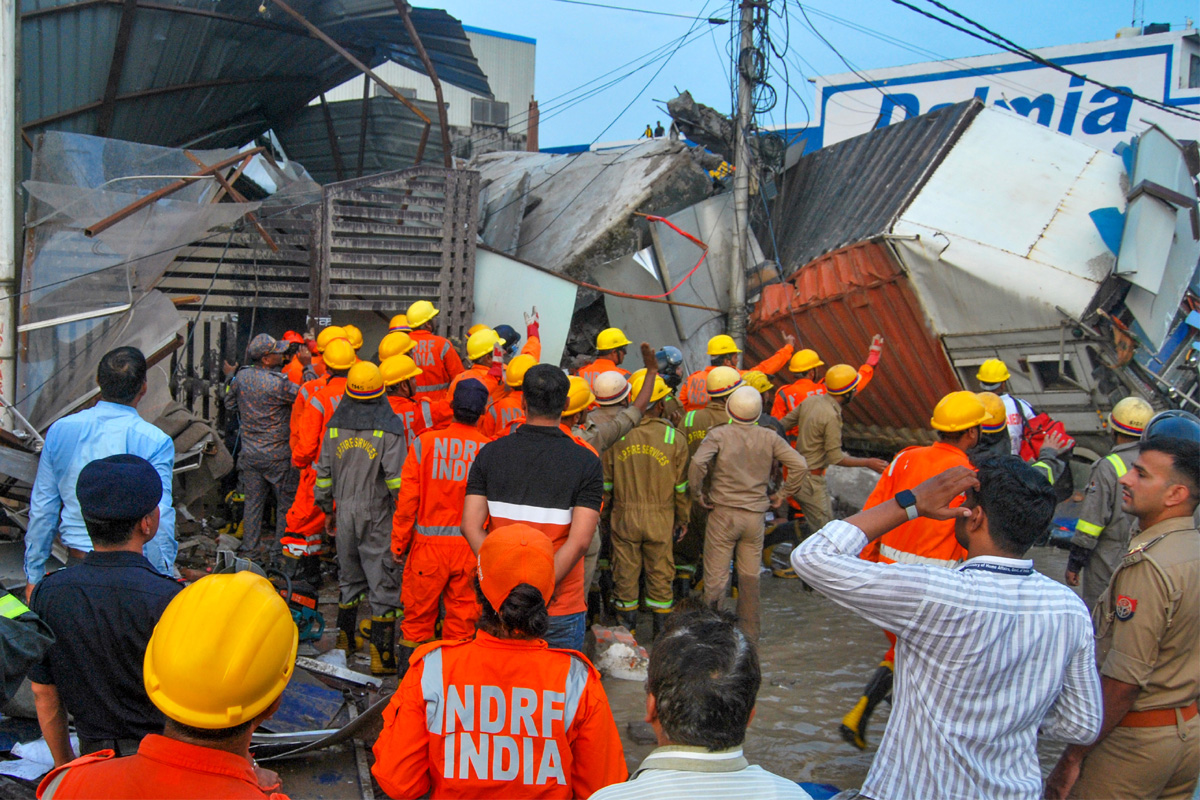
top-left (428, 0), bottom-right (1198, 148)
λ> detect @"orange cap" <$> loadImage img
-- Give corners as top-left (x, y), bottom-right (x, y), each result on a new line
top-left (477, 524), bottom-right (555, 611)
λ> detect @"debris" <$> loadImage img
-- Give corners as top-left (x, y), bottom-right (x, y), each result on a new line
top-left (590, 625), bottom-right (649, 682)
top-left (295, 656), bottom-right (383, 689)
top-left (260, 669), bottom-right (346, 735)
top-left (0, 735), bottom-right (79, 781)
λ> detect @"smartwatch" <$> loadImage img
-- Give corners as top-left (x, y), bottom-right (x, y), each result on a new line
top-left (896, 489), bottom-right (918, 521)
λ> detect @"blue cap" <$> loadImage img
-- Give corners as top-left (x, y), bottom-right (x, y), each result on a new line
top-left (76, 455), bottom-right (163, 521)
top-left (494, 325), bottom-right (520, 349)
top-left (452, 378), bottom-right (489, 416)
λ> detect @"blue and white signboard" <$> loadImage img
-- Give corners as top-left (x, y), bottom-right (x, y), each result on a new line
top-left (811, 30), bottom-right (1199, 152)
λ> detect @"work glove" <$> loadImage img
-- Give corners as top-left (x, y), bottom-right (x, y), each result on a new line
top-left (524, 306), bottom-right (540, 341)
top-left (866, 334), bottom-right (885, 367)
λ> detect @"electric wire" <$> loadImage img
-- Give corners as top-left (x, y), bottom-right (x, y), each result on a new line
top-left (543, 0), bottom-right (729, 24)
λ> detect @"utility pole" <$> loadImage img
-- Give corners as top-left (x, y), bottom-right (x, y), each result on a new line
top-left (0, 0), bottom-right (16, 431)
top-left (728, 0), bottom-right (757, 355)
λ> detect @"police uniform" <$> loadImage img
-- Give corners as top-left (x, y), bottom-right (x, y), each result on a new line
top-left (1068, 442), bottom-right (1139, 610)
top-left (602, 417), bottom-right (690, 626)
top-left (1070, 516), bottom-right (1200, 800)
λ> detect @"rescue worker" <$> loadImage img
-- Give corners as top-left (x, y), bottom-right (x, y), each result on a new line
top-left (389, 314), bottom-right (411, 333)
top-left (970, 391), bottom-right (1012, 459)
top-left (564, 345), bottom-right (661, 454)
top-left (742, 370), bottom-right (786, 438)
top-left (688, 386), bottom-right (808, 641)
top-left (35, 571), bottom-right (297, 799)
top-left (779, 365), bottom-right (889, 534)
top-left (1065, 396), bottom-right (1153, 610)
top-left (591, 370), bottom-right (631, 426)
top-left (377, 330), bottom-right (415, 364)
top-left (281, 337), bottom-right (355, 581)
top-left (482, 354), bottom-right (536, 437)
top-left (655, 346), bottom-right (686, 427)
top-left (314, 361), bottom-right (406, 675)
top-left (446, 328), bottom-right (506, 403)
top-left (371, 524), bottom-right (628, 798)
top-left (976, 358), bottom-right (1035, 457)
top-left (771, 335), bottom-right (884, 423)
top-left (281, 331), bottom-right (318, 385)
top-left (678, 333), bottom-right (794, 412)
top-left (676, 366), bottom-right (743, 593)
top-left (393, 380), bottom-right (491, 670)
top-left (577, 328), bottom-right (632, 389)
top-left (467, 324), bottom-right (489, 337)
top-left (1046, 423), bottom-right (1199, 800)
top-left (405, 300), bottom-right (464, 399)
top-left (381, 354), bottom-right (452, 443)
top-left (342, 324), bottom-right (364, 353)
top-left (841, 391), bottom-right (987, 750)
top-left (602, 370), bottom-right (690, 641)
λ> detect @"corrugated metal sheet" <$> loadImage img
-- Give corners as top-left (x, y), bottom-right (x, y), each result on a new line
top-left (20, 0), bottom-right (490, 151)
top-left (768, 100), bottom-right (981, 278)
top-left (747, 241), bottom-right (960, 449)
top-left (274, 96), bottom-right (445, 185)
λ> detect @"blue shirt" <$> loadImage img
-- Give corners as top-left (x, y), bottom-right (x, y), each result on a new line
top-left (25, 402), bottom-right (177, 584)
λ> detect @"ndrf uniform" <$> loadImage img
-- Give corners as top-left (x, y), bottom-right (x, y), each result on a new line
top-left (1068, 441), bottom-right (1139, 610)
top-left (602, 417), bottom-right (690, 619)
top-left (1070, 516), bottom-right (1200, 800)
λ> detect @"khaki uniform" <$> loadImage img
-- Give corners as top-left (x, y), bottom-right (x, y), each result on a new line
top-left (1071, 442), bottom-right (1139, 610)
top-left (688, 423), bottom-right (808, 641)
top-left (602, 417), bottom-right (690, 613)
top-left (677, 402), bottom-right (730, 582)
top-left (780, 393), bottom-right (847, 533)
top-left (1071, 516), bottom-right (1200, 800)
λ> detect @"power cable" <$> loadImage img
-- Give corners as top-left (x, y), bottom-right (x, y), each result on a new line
top-left (544, 0), bottom-right (729, 24)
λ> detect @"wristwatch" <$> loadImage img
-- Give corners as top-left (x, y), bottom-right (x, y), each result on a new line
top-left (896, 489), bottom-right (919, 521)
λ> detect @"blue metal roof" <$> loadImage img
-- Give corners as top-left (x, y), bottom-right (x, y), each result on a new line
top-left (20, 0), bottom-right (492, 151)
top-left (462, 24), bottom-right (536, 46)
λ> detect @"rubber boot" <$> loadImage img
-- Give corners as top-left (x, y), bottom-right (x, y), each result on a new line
top-left (840, 661), bottom-right (894, 750)
top-left (651, 609), bottom-right (671, 641)
top-left (619, 610), bottom-right (638, 637)
top-left (369, 614), bottom-right (398, 676)
top-left (335, 602), bottom-right (361, 656)
top-left (301, 554), bottom-right (323, 588)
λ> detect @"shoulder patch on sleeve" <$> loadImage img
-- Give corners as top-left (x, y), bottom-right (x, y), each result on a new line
top-left (1114, 594), bottom-right (1137, 621)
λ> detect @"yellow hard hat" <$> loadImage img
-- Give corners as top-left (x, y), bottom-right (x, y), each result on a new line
top-left (742, 370), bottom-right (773, 394)
top-left (316, 325), bottom-right (348, 353)
top-left (378, 331), bottom-right (415, 362)
top-left (143, 572), bottom-right (297, 729)
top-left (380, 354), bottom-right (422, 386)
top-left (322, 338), bottom-right (357, 371)
top-left (788, 348), bottom-right (823, 373)
top-left (931, 391), bottom-right (988, 432)
top-left (406, 300), bottom-right (439, 329)
top-left (467, 328), bottom-right (503, 361)
top-left (342, 324), bottom-right (364, 351)
top-left (468, 324), bottom-right (489, 337)
top-left (389, 314), bottom-right (411, 333)
top-left (505, 354), bottom-right (537, 388)
top-left (596, 327), bottom-right (632, 352)
top-left (824, 364), bottom-right (861, 395)
top-left (346, 361), bottom-right (385, 400)
top-left (563, 375), bottom-right (596, 416)
top-left (593, 370), bottom-right (630, 405)
top-left (707, 334), bottom-right (741, 356)
top-left (628, 368), bottom-right (670, 404)
top-left (1110, 396), bottom-right (1153, 437)
top-left (976, 391), bottom-right (1008, 433)
top-left (976, 358), bottom-right (1011, 385)
top-left (706, 365), bottom-right (743, 397)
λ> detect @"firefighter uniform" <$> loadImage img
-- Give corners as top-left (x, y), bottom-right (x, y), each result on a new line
top-left (1070, 516), bottom-right (1200, 800)
top-left (602, 417), bottom-right (690, 627)
top-left (315, 366), bottom-right (406, 675)
top-left (1068, 442), bottom-right (1139, 610)
top-left (677, 401), bottom-right (731, 588)
top-left (677, 344), bottom-right (794, 412)
top-left (772, 366), bottom-right (875, 434)
top-left (393, 421), bottom-right (490, 646)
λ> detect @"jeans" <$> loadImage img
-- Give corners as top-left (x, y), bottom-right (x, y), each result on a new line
top-left (544, 611), bottom-right (587, 651)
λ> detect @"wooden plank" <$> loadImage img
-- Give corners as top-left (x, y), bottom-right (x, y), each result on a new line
top-left (330, 205), bottom-right (443, 224)
top-left (329, 220), bottom-right (444, 238)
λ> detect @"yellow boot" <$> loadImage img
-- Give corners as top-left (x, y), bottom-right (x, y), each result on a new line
top-left (840, 660), bottom-right (893, 750)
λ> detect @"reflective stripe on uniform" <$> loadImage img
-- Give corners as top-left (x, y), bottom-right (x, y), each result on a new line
top-left (311, 396), bottom-right (326, 416)
top-left (420, 382), bottom-right (450, 392)
top-left (563, 657), bottom-right (588, 732)
top-left (422, 648), bottom-right (444, 734)
top-left (684, 411), bottom-right (696, 427)
top-left (440, 341), bottom-right (451, 360)
top-left (373, 430), bottom-right (384, 438)
top-left (603, 481), bottom-right (614, 491)
top-left (645, 596), bottom-right (673, 610)
top-left (674, 481), bottom-right (688, 493)
top-left (664, 427), bottom-right (675, 445)
top-left (0, 594), bottom-right (29, 619)
top-left (1031, 461), bottom-right (1054, 485)
top-left (415, 524), bottom-right (463, 537)
top-left (315, 478), bottom-right (332, 488)
top-left (1075, 519), bottom-right (1104, 537)
top-left (1105, 452), bottom-right (1128, 477)
top-left (421, 403), bottom-right (433, 429)
top-left (329, 427), bottom-right (338, 438)
top-left (386, 476), bottom-right (403, 490)
top-left (412, 438), bottom-right (424, 462)
top-left (880, 544), bottom-right (960, 568)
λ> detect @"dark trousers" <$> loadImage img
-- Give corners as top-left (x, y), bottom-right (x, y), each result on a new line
top-left (238, 456), bottom-right (299, 561)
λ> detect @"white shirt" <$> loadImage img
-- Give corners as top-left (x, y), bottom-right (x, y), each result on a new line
top-left (590, 746), bottom-right (811, 800)
top-left (791, 521), bottom-right (1102, 800)
top-left (1001, 394), bottom-right (1035, 456)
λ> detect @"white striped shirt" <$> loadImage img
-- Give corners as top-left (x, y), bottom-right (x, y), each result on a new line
top-left (792, 521), bottom-right (1102, 800)
top-left (590, 746), bottom-right (812, 800)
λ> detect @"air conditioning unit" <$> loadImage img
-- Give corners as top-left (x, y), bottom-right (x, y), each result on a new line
top-left (376, 85), bottom-right (417, 100)
top-left (471, 98), bottom-right (509, 128)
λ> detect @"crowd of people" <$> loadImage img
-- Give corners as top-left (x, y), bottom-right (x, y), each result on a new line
top-left (2, 300), bottom-right (1196, 800)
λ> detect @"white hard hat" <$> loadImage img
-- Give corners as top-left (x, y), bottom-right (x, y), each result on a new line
top-left (727, 385), bottom-right (762, 425)
top-left (594, 371), bottom-right (631, 406)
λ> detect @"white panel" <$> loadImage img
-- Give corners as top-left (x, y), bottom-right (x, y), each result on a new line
top-left (473, 249), bottom-right (575, 365)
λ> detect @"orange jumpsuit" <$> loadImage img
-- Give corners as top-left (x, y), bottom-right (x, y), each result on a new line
top-left (284, 376), bottom-right (346, 552)
top-left (576, 357), bottom-right (628, 390)
top-left (678, 344), bottom-right (794, 411)
top-left (393, 422), bottom-right (491, 645)
top-left (388, 395), bottom-right (452, 442)
top-left (408, 330), bottom-right (465, 399)
top-left (446, 363), bottom-right (506, 405)
top-left (860, 441), bottom-right (971, 660)
top-left (481, 390), bottom-right (525, 438)
top-left (371, 633), bottom-right (627, 799)
top-left (284, 354), bottom-right (324, 386)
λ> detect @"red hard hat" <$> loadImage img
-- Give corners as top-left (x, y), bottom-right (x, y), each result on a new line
top-left (281, 331), bottom-right (304, 345)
